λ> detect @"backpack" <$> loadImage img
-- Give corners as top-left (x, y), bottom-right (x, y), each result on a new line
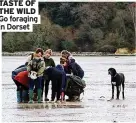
top-left (12, 65), bottom-right (27, 79)
top-left (31, 58), bottom-right (41, 72)
top-left (65, 75), bottom-right (86, 97)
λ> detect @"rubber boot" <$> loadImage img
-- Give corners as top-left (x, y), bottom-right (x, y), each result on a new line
top-left (37, 89), bottom-right (42, 103)
top-left (28, 90), bottom-right (33, 104)
top-left (17, 91), bottom-right (21, 103)
top-left (33, 93), bottom-right (38, 101)
top-left (22, 90), bottom-right (28, 103)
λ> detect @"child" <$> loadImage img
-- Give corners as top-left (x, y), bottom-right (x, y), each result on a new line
top-left (12, 65), bottom-right (29, 103)
top-left (27, 48), bottom-right (45, 103)
top-left (56, 60), bottom-right (67, 101)
top-left (44, 64), bottom-right (66, 102)
top-left (14, 71), bottom-right (29, 103)
top-left (42, 49), bottom-right (55, 101)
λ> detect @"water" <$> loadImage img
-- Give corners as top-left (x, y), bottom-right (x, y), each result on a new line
top-left (2, 56), bottom-right (136, 122)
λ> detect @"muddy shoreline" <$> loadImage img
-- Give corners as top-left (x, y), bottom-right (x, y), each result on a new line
top-left (2, 56), bottom-right (136, 122)
top-left (2, 51), bottom-right (136, 56)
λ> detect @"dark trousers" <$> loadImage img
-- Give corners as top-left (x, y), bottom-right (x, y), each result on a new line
top-left (41, 78), bottom-right (44, 96)
top-left (51, 77), bottom-right (62, 101)
top-left (45, 79), bottom-right (50, 98)
top-left (40, 78), bottom-right (50, 98)
top-left (13, 79), bottom-right (28, 91)
top-left (29, 77), bottom-right (42, 90)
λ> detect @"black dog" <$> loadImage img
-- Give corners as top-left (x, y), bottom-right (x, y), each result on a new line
top-left (108, 68), bottom-right (125, 100)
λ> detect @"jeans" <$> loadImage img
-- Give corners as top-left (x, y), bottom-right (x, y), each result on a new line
top-left (29, 76), bottom-right (42, 90)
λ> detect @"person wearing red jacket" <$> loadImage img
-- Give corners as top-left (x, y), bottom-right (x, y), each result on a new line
top-left (14, 71), bottom-right (29, 88)
top-left (12, 65), bottom-right (29, 103)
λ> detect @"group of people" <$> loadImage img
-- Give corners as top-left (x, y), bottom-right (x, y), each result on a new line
top-left (12, 48), bottom-right (84, 103)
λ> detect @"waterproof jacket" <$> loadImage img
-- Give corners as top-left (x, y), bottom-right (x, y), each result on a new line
top-left (14, 71), bottom-right (29, 88)
top-left (56, 64), bottom-right (67, 91)
top-left (27, 57), bottom-right (45, 77)
top-left (69, 59), bottom-right (84, 79)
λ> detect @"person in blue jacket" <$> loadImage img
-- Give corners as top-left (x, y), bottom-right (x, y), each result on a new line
top-left (44, 64), bottom-right (66, 102)
top-left (56, 64), bottom-right (67, 97)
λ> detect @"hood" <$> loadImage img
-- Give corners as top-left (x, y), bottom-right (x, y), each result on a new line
top-left (69, 58), bottom-right (75, 63)
top-left (56, 64), bottom-right (64, 71)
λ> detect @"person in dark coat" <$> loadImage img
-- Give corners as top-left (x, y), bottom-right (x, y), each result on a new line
top-left (56, 61), bottom-right (68, 101)
top-left (44, 65), bottom-right (66, 102)
top-left (56, 64), bottom-right (67, 95)
top-left (60, 50), bottom-right (84, 78)
top-left (42, 49), bottom-right (55, 101)
top-left (67, 58), bottom-right (84, 101)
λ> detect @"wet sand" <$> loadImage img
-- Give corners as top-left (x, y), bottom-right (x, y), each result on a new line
top-left (2, 56), bottom-right (136, 122)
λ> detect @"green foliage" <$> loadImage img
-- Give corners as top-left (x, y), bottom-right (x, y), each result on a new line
top-left (2, 33), bottom-right (16, 52)
top-left (2, 2), bottom-right (135, 52)
top-left (60, 40), bottom-right (77, 51)
top-left (42, 3), bottom-right (80, 27)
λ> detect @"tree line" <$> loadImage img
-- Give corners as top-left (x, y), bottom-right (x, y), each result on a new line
top-left (2, 2), bottom-right (135, 53)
